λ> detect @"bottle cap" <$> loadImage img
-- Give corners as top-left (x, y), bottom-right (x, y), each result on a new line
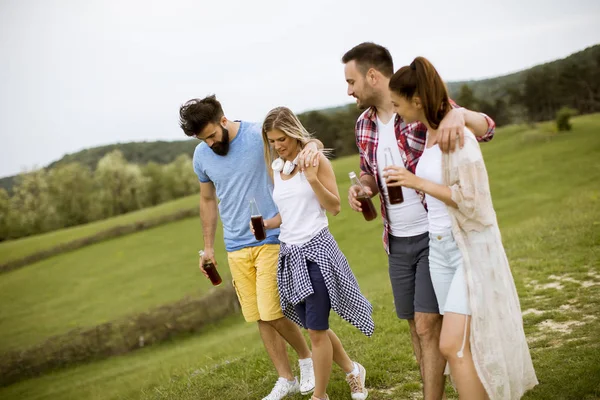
top-left (349, 171), bottom-right (357, 179)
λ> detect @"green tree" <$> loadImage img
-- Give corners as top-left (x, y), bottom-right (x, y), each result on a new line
top-left (48, 162), bottom-right (94, 227)
top-left (523, 65), bottom-right (561, 122)
top-left (0, 188), bottom-right (10, 241)
top-left (299, 111), bottom-right (337, 152)
top-left (10, 169), bottom-right (58, 237)
top-left (163, 154), bottom-right (198, 199)
top-left (142, 162), bottom-right (172, 206)
top-left (93, 150), bottom-right (150, 218)
top-left (456, 84), bottom-right (478, 110)
top-left (556, 107), bottom-right (578, 131)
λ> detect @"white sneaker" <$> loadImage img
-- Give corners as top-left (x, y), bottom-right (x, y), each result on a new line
top-left (262, 377), bottom-right (300, 400)
top-left (299, 358), bottom-right (315, 395)
top-left (346, 362), bottom-right (368, 400)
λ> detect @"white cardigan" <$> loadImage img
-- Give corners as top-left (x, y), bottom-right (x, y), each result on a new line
top-left (442, 131), bottom-right (538, 399)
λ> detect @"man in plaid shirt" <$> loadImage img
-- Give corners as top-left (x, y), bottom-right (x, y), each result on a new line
top-left (342, 43), bottom-right (495, 400)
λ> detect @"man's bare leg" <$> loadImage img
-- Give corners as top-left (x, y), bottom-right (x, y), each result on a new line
top-left (258, 320), bottom-right (294, 380)
top-left (409, 319), bottom-right (447, 399)
top-left (407, 319), bottom-right (424, 376)
top-left (415, 312), bottom-right (446, 400)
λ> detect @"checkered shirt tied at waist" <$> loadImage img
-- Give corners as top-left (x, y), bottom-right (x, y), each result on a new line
top-left (277, 227), bottom-right (374, 337)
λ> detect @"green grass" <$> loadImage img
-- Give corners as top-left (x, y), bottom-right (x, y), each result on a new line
top-left (1, 115), bottom-right (599, 399)
top-left (0, 195), bottom-right (199, 265)
top-left (0, 216), bottom-right (229, 352)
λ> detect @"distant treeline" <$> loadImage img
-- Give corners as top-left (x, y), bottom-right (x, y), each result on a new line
top-left (449, 44), bottom-right (600, 126)
top-left (0, 151), bottom-right (198, 241)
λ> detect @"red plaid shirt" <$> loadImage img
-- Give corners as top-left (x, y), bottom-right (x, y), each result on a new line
top-left (355, 106), bottom-right (495, 253)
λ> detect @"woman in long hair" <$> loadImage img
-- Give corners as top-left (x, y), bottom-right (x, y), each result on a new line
top-left (255, 106), bottom-right (374, 400)
top-left (384, 57), bottom-right (537, 399)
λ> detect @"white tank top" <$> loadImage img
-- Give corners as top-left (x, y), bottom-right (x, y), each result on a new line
top-left (272, 171), bottom-right (329, 245)
top-left (415, 138), bottom-right (453, 235)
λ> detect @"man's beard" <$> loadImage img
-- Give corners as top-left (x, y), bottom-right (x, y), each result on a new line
top-left (210, 127), bottom-right (230, 156)
top-left (355, 94), bottom-right (373, 111)
top-left (355, 87), bottom-right (378, 110)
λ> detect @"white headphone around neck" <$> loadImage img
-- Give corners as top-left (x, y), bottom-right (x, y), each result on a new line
top-left (271, 156), bottom-right (299, 175)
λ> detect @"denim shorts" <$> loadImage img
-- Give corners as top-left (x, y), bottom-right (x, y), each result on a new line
top-left (428, 231), bottom-right (471, 316)
top-left (293, 260), bottom-right (331, 331)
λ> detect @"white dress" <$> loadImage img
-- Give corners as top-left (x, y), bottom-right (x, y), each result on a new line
top-left (441, 132), bottom-right (538, 399)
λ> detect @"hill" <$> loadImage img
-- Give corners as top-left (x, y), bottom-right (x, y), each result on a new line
top-left (0, 140), bottom-right (198, 194)
top-left (446, 44), bottom-right (600, 100)
top-left (46, 140), bottom-right (199, 173)
top-left (447, 44), bottom-right (600, 125)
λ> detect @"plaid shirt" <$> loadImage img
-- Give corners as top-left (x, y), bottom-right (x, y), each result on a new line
top-left (355, 106), bottom-right (495, 253)
top-left (277, 228), bottom-right (375, 337)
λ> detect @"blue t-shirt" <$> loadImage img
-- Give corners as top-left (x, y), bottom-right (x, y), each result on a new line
top-left (193, 121), bottom-right (280, 252)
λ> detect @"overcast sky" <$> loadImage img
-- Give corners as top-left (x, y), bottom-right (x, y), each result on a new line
top-left (1, 0), bottom-right (599, 178)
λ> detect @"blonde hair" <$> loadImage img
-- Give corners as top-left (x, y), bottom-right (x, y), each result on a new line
top-left (262, 107), bottom-right (313, 179)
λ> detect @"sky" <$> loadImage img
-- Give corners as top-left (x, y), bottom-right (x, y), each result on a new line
top-left (1, 0), bottom-right (599, 178)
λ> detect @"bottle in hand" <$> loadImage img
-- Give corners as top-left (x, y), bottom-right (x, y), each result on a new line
top-left (384, 147), bottom-right (404, 205)
top-left (198, 250), bottom-right (222, 286)
top-left (249, 198), bottom-right (266, 241)
top-left (349, 171), bottom-right (378, 221)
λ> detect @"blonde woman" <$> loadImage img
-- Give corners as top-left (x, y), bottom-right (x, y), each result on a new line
top-left (384, 57), bottom-right (537, 399)
top-left (253, 106), bottom-right (374, 400)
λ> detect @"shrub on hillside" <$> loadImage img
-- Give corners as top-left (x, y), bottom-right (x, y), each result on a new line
top-left (556, 107), bottom-right (578, 131)
top-left (0, 284), bottom-right (239, 387)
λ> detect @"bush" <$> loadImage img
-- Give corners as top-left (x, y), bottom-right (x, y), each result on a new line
top-left (556, 107), bottom-right (578, 131)
top-left (0, 284), bottom-right (239, 387)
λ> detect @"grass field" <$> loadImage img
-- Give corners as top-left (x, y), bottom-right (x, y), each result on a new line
top-left (0, 115), bottom-right (599, 399)
top-left (0, 216), bottom-right (229, 352)
top-left (0, 195), bottom-right (199, 266)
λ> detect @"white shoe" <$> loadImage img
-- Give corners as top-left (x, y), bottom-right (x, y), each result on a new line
top-left (346, 362), bottom-right (368, 400)
top-left (299, 358), bottom-right (315, 395)
top-left (262, 377), bottom-right (300, 400)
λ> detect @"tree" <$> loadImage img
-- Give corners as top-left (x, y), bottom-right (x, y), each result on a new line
top-left (479, 97), bottom-right (512, 127)
top-left (556, 107), bottom-right (578, 131)
top-left (93, 150), bottom-right (150, 218)
top-left (48, 162), bottom-right (94, 227)
top-left (456, 84), bottom-right (478, 110)
top-left (9, 169), bottom-right (59, 237)
top-left (142, 162), bottom-right (171, 206)
top-left (163, 154), bottom-right (198, 199)
top-left (0, 188), bottom-right (10, 241)
top-left (299, 111), bottom-right (337, 153)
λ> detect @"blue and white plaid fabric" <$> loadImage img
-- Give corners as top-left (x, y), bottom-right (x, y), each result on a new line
top-left (277, 228), bottom-right (374, 337)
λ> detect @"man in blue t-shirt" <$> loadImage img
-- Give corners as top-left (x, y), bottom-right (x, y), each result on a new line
top-left (179, 95), bottom-right (319, 400)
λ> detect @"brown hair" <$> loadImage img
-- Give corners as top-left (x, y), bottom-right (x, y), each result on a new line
top-left (179, 95), bottom-right (224, 137)
top-left (388, 57), bottom-right (451, 130)
top-left (341, 42), bottom-right (394, 78)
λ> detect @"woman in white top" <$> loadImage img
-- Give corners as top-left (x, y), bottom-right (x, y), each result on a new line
top-left (254, 107), bottom-right (373, 400)
top-left (383, 57), bottom-right (537, 399)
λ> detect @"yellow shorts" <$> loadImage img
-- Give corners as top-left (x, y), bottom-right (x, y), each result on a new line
top-left (228, 244), bottom-right (284, 322)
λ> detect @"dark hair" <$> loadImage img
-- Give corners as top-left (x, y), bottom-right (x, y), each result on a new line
top-left (388, 57), bottom-right (451, 130)
top-left (179, 95), bottom-right (224, 137)
top-left (341, 42), bottom-right (394, 78)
